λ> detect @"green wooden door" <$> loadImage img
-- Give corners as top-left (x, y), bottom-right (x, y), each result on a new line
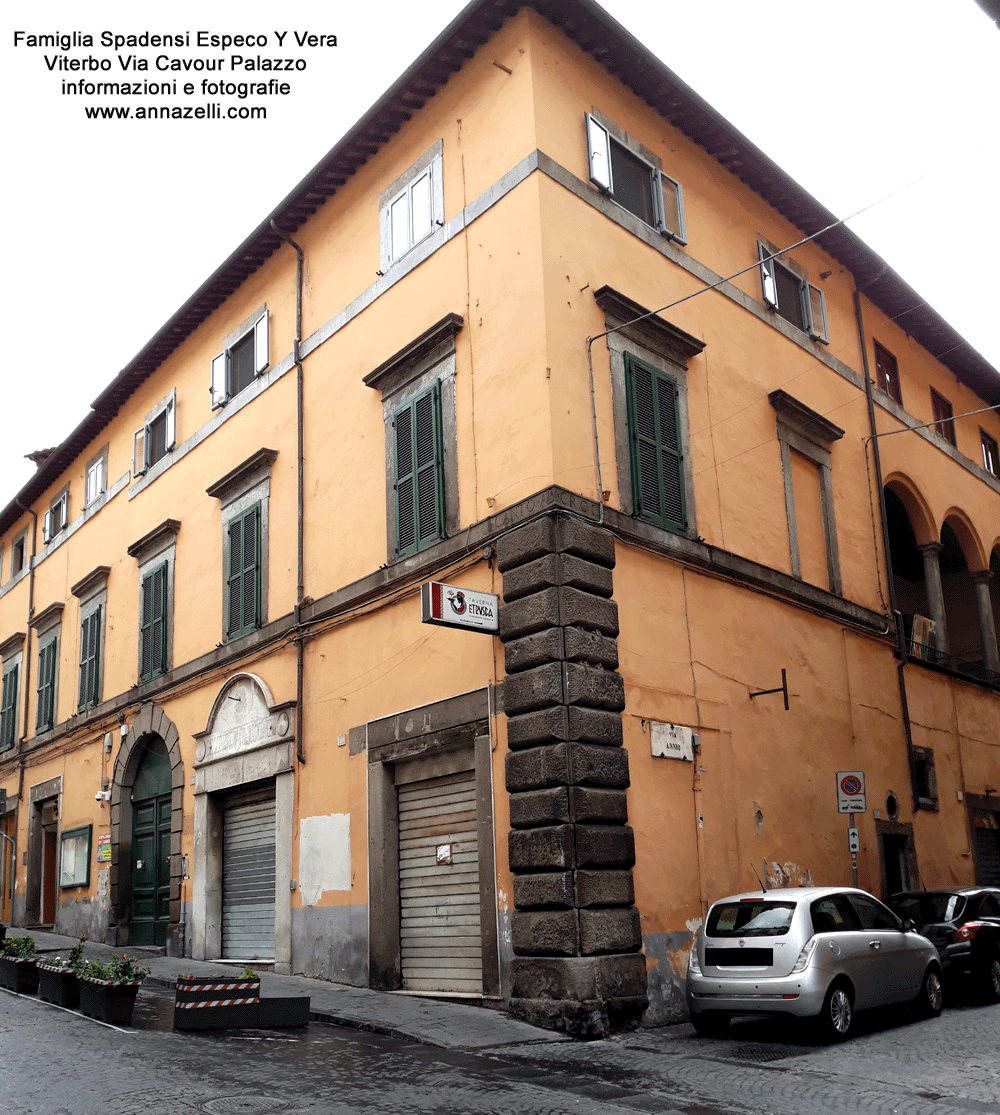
top-left (130, 739), bottom-right (172, 947)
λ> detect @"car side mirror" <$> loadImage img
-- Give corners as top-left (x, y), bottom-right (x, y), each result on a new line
top-left (901, 918), bottom-right (915, 932)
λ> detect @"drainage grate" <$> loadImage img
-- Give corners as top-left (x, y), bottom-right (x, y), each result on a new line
top-left (202, 1098), bottom-right (288, 1114)
top-left (728, 1043), bottom-right (803, 1064)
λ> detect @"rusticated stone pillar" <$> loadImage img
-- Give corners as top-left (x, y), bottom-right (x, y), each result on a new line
top-left (498, 512), bottom-right (646, 1038)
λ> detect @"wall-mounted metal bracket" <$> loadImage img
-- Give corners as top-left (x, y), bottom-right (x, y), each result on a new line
top-left (749, 667), bottom-right (789, 710)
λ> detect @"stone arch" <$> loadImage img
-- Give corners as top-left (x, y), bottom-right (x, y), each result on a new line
top-left (940, 507), bottom-right (988, 572)
top-left (883, 472), bottom-right (936, 546)
top-left (107, 702), bottom-right (184, 953)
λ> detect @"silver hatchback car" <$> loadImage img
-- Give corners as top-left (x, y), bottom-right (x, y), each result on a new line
top-left (687, 886), bottom-right (943, 1040)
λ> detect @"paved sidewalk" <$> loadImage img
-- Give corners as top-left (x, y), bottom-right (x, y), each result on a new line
top-left (14, 928), bottom-right (570, 1051)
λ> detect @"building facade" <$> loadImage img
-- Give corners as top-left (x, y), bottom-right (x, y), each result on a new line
top-left (1, 0), bottom-right (998, 1036)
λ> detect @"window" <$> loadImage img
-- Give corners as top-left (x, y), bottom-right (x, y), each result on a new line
top-left (981, 429), bottom-right (998, 476)
top-left (133, 390), bottom-right (176, 477)
top-left (71, 565), bottom-right (109, 713)
top-left (85, 448), bottom-right (108, 506)
top-left (912, 746), bottom-right (938, 810)
top-left (0, 661), bottom-right (19, 752)
top-left (874, 341), bottom-right (902, 405)
top-left (393, 384), bottom-right (444, 558)
top-left (35, 638), bottom-right (57, 732)
top-left (59, 825), bottom-right (92, 889)
top-left (595, 287), bottom-right (702, 536)
top-left (364, 314), bottom-right (462, 563)
top-left (78, 607), bottom-right (102, 710)
top-left (625, 353), bottom-right (686, 533)
top-left (210, 308), bottom-right (269, 409)
top-left (226, 504), bottom-right (261, 640)
top-left (930, 389), bottom-right (956, 446)
top-left (379, 141), bottom-right (444, 270)
top-left (31, 601), bottom-right (63, 733)
top-left (42, 488), bottom-right (69, 544)
top-left (586, 112), bottom-right (686, 242)
top-left (10, 532), bottom-right (27, 578)
top-left (758, 241), bottom-right (829, 343)
top-left (127, 519), bottom-right (179, 684)
top-left (139, 563), bottom-right (168, 680)
top-left (207, 449), bottom-right (275, 644)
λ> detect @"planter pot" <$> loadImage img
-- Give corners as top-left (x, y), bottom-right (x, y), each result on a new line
top-left (37, 964), bottom-right (81, 1008)
top-left (79, 977), bottom-right (142, 1025)
top-left (0, 956), bottom-right (39, 995)
top-left (173, 976), bottom-right (261, 1031)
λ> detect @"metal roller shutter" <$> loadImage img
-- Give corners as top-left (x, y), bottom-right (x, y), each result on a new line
top-left (398, 770), bottom-right (482, 994)
top-left (973, 811), bottom-right (1000, 886)
top-left (222, 789), bottom-right (276, 960)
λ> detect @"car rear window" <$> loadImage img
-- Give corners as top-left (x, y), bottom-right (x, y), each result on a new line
top-left (892, 893), bottom-right (966, 924)
top-left (707, 900), bottom-right (796, 937)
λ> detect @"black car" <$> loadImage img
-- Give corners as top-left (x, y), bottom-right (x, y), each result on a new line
top-left (889, 887), bottom-right (1000, 1002)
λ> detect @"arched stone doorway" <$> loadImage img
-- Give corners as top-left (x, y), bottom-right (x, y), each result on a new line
top-left (108, 704), bottom-right (184, 953)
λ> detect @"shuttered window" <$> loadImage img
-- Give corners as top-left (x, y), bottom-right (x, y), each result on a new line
top-left (140, 562), bottom-right (168, 681)
top-left (0, 665), bottom-right (18, 752)
top-left (226, 503), bottom-right (261, 640)
top-left (78, 608), bottom-right (102, 710)
top-left (393, 383), bottom-right (444, 558)
top-left (625, 353), bottom-right (686, 533)
top-left (36, 639), bottom-right (57, 731)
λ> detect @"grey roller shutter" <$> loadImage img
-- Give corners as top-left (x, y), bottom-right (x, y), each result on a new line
top-left (973, 812), bottom-right (1000, 886)
top-left (398, 770), bottom-right (482, 994)
top-left (222, 789), bottom-right (276, 959)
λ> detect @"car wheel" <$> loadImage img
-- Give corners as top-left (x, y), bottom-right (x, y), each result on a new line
top-left (916, 966), bottom-right (943, 1018)
top-left (817, 980), bottom-right (854, 1042)
top-left (690, 1012), bottom-right (730, 1038)
top-left (981, 954), bottom-right (1000, 1004)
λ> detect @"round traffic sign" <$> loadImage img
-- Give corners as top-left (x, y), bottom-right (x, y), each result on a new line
top-left (840, 775), bottom-right (862, 796)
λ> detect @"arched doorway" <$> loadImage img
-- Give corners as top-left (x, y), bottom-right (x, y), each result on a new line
top-left (130, 737), bottom-right (172, 946)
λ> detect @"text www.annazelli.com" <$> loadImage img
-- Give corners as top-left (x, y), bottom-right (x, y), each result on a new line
top-left (84, 103), bottom-right (266, 119)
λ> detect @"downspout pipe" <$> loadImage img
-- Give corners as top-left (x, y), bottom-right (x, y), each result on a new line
top-left (270, 220), bottom-right (306, 765)
top-left (854, 283), bottom-right (920, 813)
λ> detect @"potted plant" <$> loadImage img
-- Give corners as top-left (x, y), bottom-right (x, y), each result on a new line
top-left (173, 965), bottom-right (262, 1031)
top-left (79, 953), bottom-right (149, 1025)
top-left (37, 937), bottom-right (86, 1008)
top-left (0, 935), bottom-right (39, 994)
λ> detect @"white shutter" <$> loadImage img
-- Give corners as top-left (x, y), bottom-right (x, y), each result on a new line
top-left (254, 312), bottom-right (269, 375)
top-left (133, 427), bottom-right (147, 477)
top-left (586, 114), bottom-right (613, 192)
top-left (662, 174), bottom-right (686, 243)
top-left (759, 244), bottom-right (778, 309)
top-left (165, 392), bottom-right (176, 450)
top-left (807, 283), bottom-right (829, 344)
top-left (211, 353), bottom-right (228, 408)
top-left (42, 511), bottom-right (52, 544)
top-left (222, 790), bottom-right (276, 959)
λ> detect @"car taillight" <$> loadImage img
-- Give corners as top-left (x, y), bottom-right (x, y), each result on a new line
top-left (954, 922), bottom-right (982, 942)
top-left (688, 948), bottom-right (702, 976)
top-left (790, 937), bottom-right (817, 974)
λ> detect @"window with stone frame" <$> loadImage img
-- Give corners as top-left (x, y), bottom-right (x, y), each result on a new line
top-left (758, 239), bottom-right (829, 344)
top-left (874, 341), bottom-right (902, 406)
top-left (31, 602), bottom-right (63, 734)
top-left (379, 142), bottom-right (444, 271)
top-left (210, 306), bottom-right (269, 409)
top-left (128, 519), bottom-right (180, 683)
top-left (71, 566), bottom-right (109, 712)
top-left (364, 314), bottom-right (462, 563)
top-left (930, 388), bottom-right (956, 446)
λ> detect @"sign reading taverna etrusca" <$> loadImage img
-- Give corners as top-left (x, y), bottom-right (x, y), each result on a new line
top-left (421, 581), bottom-right (498, 633)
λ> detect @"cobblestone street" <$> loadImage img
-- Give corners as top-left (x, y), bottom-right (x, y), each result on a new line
top-left (2, 983), bottom-right (998, 1115)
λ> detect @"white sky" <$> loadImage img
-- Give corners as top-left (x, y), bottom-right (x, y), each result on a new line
top-left (3, 0), bottom-right (998, 507)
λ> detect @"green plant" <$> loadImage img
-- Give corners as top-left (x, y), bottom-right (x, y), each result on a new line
top-left (1, 935), bottom-right (37, 959)
top-left (83, 953), bottom-right (149, 985)
top-left (234, 965), bottom-right (259, 981)
top-left (43, 936), bottom-right (87, 972)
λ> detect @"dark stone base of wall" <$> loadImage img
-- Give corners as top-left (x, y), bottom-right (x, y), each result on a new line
top-left (508, 953), bottom-right (648, 1038)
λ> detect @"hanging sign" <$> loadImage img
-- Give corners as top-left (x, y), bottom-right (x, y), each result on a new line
top-left (421, 581), bottom-right (499, 633)
top-left (836, 770), bottom-right (866, 813)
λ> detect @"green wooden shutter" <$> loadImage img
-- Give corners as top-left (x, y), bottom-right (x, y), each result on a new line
top-left (140, 563), bottom-right (168, 680)
top-left (36, 640), bottom-right (57, 731)
top-left (625, 353), bottom-right (686, 533)
top-left (78, 608), bottom-right (101, 710)
top-left (1, 665), bottom-right (18, 751)
top-left (227, 505), bottom-right (261, 639)
top-left (394, 383), bottom-right (443, 558)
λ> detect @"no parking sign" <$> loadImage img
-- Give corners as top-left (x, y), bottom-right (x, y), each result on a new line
top-left (836, 770), bottom-right (866, 813)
